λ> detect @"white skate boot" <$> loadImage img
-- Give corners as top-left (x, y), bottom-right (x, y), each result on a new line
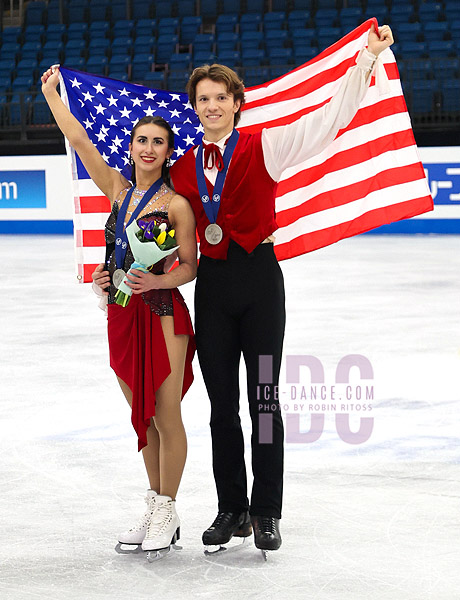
top-left (115, 490), bottom-right (157, 554)
top-left (142, 494), bottom-right (181, 561)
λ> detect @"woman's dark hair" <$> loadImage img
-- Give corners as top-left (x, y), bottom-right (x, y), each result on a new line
top-left (130, 116), bottom-right (175, 186)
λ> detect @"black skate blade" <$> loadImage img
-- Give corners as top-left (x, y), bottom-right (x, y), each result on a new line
top-left (204, 536), bottom-right (252, 556)
top-left (115, 542), bottom-right (143, 555)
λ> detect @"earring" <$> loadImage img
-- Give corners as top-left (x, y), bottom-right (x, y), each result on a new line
top-left (129, 155), bottom-right (134, 166)
top-left (166, 158), bottom-right (171, 168)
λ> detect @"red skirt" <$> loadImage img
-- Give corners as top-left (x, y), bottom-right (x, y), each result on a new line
top-left (107, 291), bottom-right (195, 451)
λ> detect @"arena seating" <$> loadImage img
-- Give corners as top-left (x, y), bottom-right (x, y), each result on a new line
top-left (0, 0), bottom-right (459, 128)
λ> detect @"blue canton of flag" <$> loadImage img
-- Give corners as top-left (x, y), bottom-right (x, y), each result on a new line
top-left (59, 67), bottom-right (203, 180)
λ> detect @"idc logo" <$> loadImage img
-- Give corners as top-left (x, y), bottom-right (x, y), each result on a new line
top-left (0, 170), bottom-right (46, 209)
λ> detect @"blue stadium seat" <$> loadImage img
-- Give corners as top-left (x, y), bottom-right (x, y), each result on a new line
top-left (434, 57), bottom-right (460, 80)
top-left (216, 50), bottom-right (241, 68)
top-left (317, 27), bottom-right (341, 50)
top-left (132, 53), bottom-right (155, 80)
top-left (241, 31), bottom-right (263, 50)
top-left (243, 67), bottom-right (269, 87)
top-left (441, 80), bottom-right (460, 111)
top-left (423, 22), bottom-right (449, 42)
top-left (217, 33), bottom-right (239, 52)
top-left (452, 21), bottom-right (460, 41)
top-left (9, 93), bottom-right (33, 125)
top-left (200, 0), bottom-right (219, 18)
top-left (314, 9), bottom-right (339, 28)
top-left (16, 58), bottom-right (38, 78)
top-left (168, 70), bottom-right (189, 92)
top-left (287, 11), bottom-right (310, 31)
top-left (62, 56), bottom-right (85, 70)
top-left (216, 14), bottom-right (238, 34)
top-left (292, 0), bottom-right (310, 10)
top-left (89, 1), bottom-right (109, 22)
top-left (113, 21), bottom-right (135, 37)
top-left (2, 27), bottom-right (22, 44)
top-left (155, 2), bottom-right (174, 19)
top-left (269, 65), bottom-right (291, 80)
top-left (363, 7), bottom-right (388, 23)
top-left (132, 1), bottom-right (153, 20)
top-left (89, 21), bottom-right (110, 36)
top-left (445, 2), bottom-right (460, 22)
top-left (65, 40), bottom-right (87, 58)
top-left (418, 2), bottom-right (443, 23)
top-left (400, 42), bottom-right (428, 58)
top-left (133, 35), bottom-right (156, 55)
top-left (339, 7), bottom-right (364, 29)
top-left (411, 80), bottom-right (438, 113)
top-left (193, 33), bottom-right (215, 53)
top-left (193, 52), bottom-right (216, 68)
top-left (20, 42), bottom-right (41, 60)
top-left (111, 0), bottom-right (128, 21)
top-left (0, 75), bottom-right (11, 90)
top-left (67, 1), bottom-right (89, 24)
top-left (25, 1), bottom-right (47, 26)
top-left (159, 17), bottom-right (180, 31)
top-left (240, 13), bottom-right (262, 33)
top-left (45, 24), bottom-right (67, 42)
top-left (135, 19), bottom-right (157, 36)
top-left (246, 0), bottom-right (264, 13)
top-left (88, 38), bottom-right (110, 57)
top-left (268, 47), bottom-right (293, 63)
top-left (169, 53), bottom-right (192, 69)
top-left (85, 56), bottom-right (108, 75)
top-left (67, 23), bottom-right (88, 39)
top-left (389, 4), bottom-right (414, 23)
top-left (24, 25), bottom-right (46, 43)
top-left (12, 75), bottom-right (34, 91)
top-left (109, 55), bottom-right (131, 73)
top-left (405, 59), bottom-right (432, 81)
top-left (272, 0), bottom-right (289, 10)
top-left (46, 4), bottom-right (61, 25)
top-left (156, 35), bottom-right (179, 63)
top-left (111, 37), bottom-right (134, 57)
top-left (394, 22), bottom-right (422, 44)
top-left (142, 71), bottom-right (165, 87)
top-left (108, 71), bottom-right (129, 81)
top-left (292, 29), bottom-right (316, 46)
top-left (181, 16), bottom-right (202, 45)
top-left (263, 12), bottom-right (286, 31)
top-left (241, 49), bottom-right (265, 66)
top-left (294, 47), bottom-right (318, 64)
top-left (427, 40), bottom-right (456, 56)
top-left (177, 1), bottom-right (195, 17)
top-left (265, 28), bottom-right (289, 46)
top-left (0, 60), bottom-right (16, 78)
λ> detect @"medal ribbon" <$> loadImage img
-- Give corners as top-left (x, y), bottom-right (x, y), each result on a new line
top-left (195, 129), bottom-right (239, 225)
top-left (114, 177), bottom-right (163, 269)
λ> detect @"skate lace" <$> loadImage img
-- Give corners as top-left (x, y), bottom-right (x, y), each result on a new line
top-left (259, 517), bottom-right (277, 534)
top-left (211, 512), bottom-right (234, 528)
top-left (129, 497), bottom-right (155, 533)
top-left (146, 501), bottom-right (173, 537)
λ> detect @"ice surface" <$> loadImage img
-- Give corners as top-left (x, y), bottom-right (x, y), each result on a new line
top-left (1, 234), bottom-right (459, 600)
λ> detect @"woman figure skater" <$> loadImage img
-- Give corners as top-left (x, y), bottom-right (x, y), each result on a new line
top-left (41, 66), bottom-right (197, 558)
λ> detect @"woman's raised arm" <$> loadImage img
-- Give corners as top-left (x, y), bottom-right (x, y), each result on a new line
top-left (41, 66), bottom-right (129, 203)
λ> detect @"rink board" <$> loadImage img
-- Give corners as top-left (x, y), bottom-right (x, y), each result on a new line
top-left (0, 147), bottom-right (459, 234)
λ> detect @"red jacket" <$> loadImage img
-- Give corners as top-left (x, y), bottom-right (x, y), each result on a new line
top-left (170, 130), bottom-right (278, 260)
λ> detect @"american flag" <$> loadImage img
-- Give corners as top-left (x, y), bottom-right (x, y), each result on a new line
top-left (59, 18), bottom-right (433, 282)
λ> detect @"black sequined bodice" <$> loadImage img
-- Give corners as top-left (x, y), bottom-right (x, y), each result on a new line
top-left (104, 202), bottom-right (175, 316)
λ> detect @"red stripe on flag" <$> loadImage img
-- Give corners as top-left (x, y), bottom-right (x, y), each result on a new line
top-left (274, 196), bottom-right (434, 260)
top-left (79, 195), bottom-right (111, 213)
top-left (277, 163), bottom-right (429, 228)
top-left (83, 264), bottom-right (99, 284)
top-left (81, 230), bottom-right (106, 247)
top-left (277, 129), bottom-right (417, 198)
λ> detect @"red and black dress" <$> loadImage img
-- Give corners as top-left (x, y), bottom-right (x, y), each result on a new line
top-left (104, 199), bottom-right (195, 451)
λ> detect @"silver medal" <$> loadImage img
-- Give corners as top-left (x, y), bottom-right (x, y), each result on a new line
top-left (205, 223), bottom-right (223, 245)
top-left (113, 268), bottom-right (126, 288)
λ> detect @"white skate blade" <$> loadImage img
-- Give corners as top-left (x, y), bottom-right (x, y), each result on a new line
top-left (204, 535), bottom-right (252, 555)
top-left (261, 549), bottom-right (269, 561)
top-left (145, 543), bottom-right (182, 562)
top-left (115, 542), bottom-right (144, 555)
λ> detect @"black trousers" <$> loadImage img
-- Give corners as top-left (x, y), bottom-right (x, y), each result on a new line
top-left (195, 241), bottom-right (285, 519)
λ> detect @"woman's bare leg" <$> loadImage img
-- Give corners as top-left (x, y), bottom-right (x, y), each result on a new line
top-left (116, 376), bottom-right (161, 492)
top-left (153, 315), bottom-right (189, 500)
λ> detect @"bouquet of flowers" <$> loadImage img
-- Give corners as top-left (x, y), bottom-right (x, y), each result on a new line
top-left (114, 219), bottom-right (179, 307)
